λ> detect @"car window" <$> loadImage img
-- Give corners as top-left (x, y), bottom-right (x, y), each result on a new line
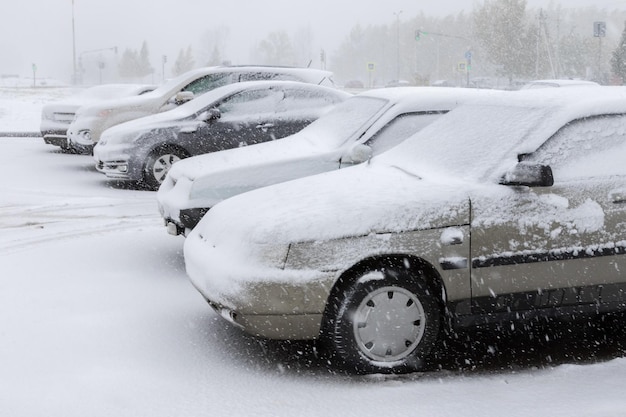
top-left (238, 72), bottom-right (299, 82)
top-left (365, 112), bottom-right (447, 155)
top-left (524, 114), bottom-right (626, 180)
top-left (276, 88), bottom-right (340, 112)
top-left (295, 96), bottom-right (389, 150)
top-left (216, 89), bottom-right (284, 117)
top-left (182, 73), bottom-right (233, 95)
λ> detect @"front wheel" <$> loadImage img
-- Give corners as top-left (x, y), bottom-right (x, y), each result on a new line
top-left (143, 147), bottom-right (187, 190)
top-left (323, 267), bottom-right (441, 374)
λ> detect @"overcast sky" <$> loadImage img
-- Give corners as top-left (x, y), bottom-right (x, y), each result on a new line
top-left (2, 0), bottom-right (625, 83)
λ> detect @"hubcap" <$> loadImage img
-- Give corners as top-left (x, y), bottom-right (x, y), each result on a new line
top-left (353, 286), bottom-right (426, 362)
top-left (151, 153), bottom-right (181, 184)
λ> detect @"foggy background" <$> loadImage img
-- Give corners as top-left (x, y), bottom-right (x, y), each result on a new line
top-left (2, 0), bottom-right (626, 86)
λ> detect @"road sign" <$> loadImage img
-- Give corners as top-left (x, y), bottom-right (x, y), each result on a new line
top-left (594, 21), bottom-right (606, 37)
top-left (367, 62), bottom-right (375, 72)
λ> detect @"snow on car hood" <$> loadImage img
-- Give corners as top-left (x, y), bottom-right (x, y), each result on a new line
top-left (166, 129), bottom-right (325, 182)
top-left (98, 104), bottom-right (193, 144)
top-left (74, 93), bottom-right (161, 118)
top-left (190, 161), bottom-right (471, 248)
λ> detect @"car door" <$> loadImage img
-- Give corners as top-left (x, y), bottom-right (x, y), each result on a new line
top-left (469, 114), bottom-right (626, 316)
top-left (178, 88), bottom-right (286, 155)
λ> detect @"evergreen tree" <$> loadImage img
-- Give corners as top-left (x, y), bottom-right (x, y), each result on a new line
top-left (118, 42), bottom-right (153, 80)
top-left (118, 48), bottom-right (140, 79)
top-left (473, 0), bottom-right (536, 82)
top-left (138, 41), bottom-right (153, 78)
top-left (173, 45), bottom-right (196, 75)
top-left (207, 45), bottom-right (221, 66)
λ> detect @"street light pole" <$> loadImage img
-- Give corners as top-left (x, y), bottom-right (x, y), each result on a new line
top-left (394, 10), bottom-right (402, 82)
top-left (72, 0), bottom-right (77, 84)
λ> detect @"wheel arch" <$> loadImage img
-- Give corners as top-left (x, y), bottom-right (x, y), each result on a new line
top-left (320, 254), bottom-right (448, 335)
top-left (145, 141), bottom-right (191, 160)
top-left (141, 142), bottom-right (192, 189)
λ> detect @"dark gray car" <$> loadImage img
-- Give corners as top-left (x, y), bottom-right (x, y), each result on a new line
top-left (93, 80), bottom-right (349, 189)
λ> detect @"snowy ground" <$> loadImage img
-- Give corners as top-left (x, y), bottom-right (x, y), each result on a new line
top-left (2, 88), bottom-right (626, 416)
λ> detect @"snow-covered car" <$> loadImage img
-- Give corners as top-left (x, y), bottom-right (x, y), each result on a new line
top-left (184, 86), bottom-right (626, 374)
top-left (158, 87), bottom-right (498, 236)
top-left (93, 81), bottom-right (348, 190)
top-left (66, 65), bottom-right (335, 154)
top-left (40, 83), bottom-right (156, 150)
top-left (520, 79), bottom-right (600, 89)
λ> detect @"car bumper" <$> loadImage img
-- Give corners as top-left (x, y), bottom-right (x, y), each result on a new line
top-left (204, 297), bottom-right (324, 340)
top-left (184, 231), bottom-right (337, 340)
top-left (95, 158), bottom-right (133, 179)
top-left (157, 175), bottom-right (212, 235)
top-left (42, 133), bottom-right (68, 148)
top-left (68, 140), bottom-right (94, 155)
top-left (94, 144), bottom-right (144, 181)
top-left (163, 207), bottom-right (209, 236)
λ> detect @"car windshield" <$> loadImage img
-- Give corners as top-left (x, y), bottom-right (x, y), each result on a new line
top-left (296, 96), bottom-right (388, 149)
top-left (143, 70), bottom-right (230, 99)
top-left (381, 103), bottom-right (552, 181)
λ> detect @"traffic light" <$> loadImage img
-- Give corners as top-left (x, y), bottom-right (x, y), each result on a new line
top-left (415, 29), bottom-right (421, 40)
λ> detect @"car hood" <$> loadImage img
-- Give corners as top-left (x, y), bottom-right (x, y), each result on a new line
top-left (41, 102), bottom-right (82, 116)
top-left (100, 105), bottom-right (193, 143)
top-left (167, 132), bottom-right (325, 181)
top-left (75, 94), bottom-right (160, 117)
top-left (156, 131), bottom-right (342, 215)
top-left (189, 161), bottom-right (472, 248)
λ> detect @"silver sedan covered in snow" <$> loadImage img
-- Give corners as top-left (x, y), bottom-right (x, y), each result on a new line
top-left (184, 87), bottom-right (626, 374)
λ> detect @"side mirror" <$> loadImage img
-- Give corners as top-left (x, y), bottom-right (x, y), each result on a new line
top-left (174, 91), bottom-right (194, 105)
top-left (199, 108), bottom-right (221, 123)
top-left (500, 162), bottom-right (554, 187)
top-left (346, 144), bottom-right (373, 164)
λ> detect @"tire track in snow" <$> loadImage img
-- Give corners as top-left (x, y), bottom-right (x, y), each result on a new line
top-left (0, 194), bottom-right (164, 255)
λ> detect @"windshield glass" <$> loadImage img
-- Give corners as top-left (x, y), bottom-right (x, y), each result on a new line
top-left (382, 103), bottom-right (551, 181)
top-left (143, 70), bottom-right (222, 99)
top-left (296, 96), bottom-right (388, 149)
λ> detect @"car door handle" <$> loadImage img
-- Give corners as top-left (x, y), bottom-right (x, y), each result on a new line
top-left (179, 123), bottom-right (201, 134)
top-left (256, 123), bottom-right (275, 129)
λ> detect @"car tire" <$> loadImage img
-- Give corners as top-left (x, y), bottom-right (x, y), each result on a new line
top-left (323, 267), bottom-right (441, 374)
top-left (142, 146), bottom-right (188, 190)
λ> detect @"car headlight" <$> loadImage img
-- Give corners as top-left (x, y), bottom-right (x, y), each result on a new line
top-left (79, 130), bottom-right (91, 141)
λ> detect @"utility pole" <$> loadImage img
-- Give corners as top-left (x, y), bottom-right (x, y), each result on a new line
top-left (594, 21), bottom-right (606, 81)
top-left (162, 55), bottom-right (167, 82)
top-left (394, 10), bottom-right (402, 82)
top-left (72, 0), bottom-right (77, 84)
